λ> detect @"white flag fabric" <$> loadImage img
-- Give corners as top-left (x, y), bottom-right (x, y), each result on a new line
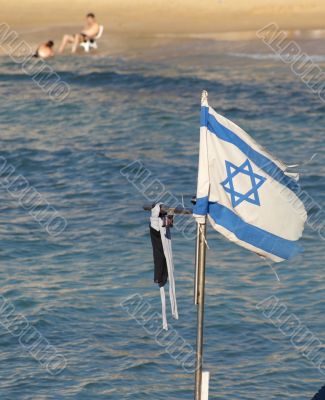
top-left (193, 91), bottom-right (307, 263)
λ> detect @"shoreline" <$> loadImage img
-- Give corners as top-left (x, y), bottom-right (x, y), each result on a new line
top-left (0, 27), bottom-right (325, 59)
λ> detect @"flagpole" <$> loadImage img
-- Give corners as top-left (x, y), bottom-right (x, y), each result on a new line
top-left (195, 218), bottom-right (207, 400)
top-left (194, 222), bottom-right (200, 305)
top-left (193, 90), bottom-right (210, 400)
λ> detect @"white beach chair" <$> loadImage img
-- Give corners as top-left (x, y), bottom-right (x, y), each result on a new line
top-left (80, 25), bottom-right (104, 52)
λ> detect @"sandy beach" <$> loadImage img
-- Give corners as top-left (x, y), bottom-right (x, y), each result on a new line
top-left (1, 0), bottom-right (325, 58)
top-left (2, 0), bottom-right (325, 35)
top-left (0, 1), bottom-right (324, 399)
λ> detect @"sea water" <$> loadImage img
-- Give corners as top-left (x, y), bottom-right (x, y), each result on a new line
top-left (0, 36), bottom-right (324, 399)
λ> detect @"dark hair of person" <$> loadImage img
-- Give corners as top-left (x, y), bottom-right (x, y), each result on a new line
top-left (46, 41), bottom-right (54, 48)
top-left (86, 13), bottom-right (95, 18)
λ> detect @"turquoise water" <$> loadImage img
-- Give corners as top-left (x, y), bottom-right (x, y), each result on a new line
top-left (0, 37), bottom-right (324, 399)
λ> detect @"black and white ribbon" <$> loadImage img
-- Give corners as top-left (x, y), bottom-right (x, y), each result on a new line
top-left (150, 204), bottom-right (178, 330)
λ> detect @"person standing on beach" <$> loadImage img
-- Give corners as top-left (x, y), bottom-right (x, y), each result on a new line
top-left (33, 41), bottom-right (55, 59)
top-left (58, 13), bottom-right (100, 54)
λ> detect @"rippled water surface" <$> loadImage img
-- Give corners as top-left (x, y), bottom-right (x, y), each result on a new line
top-left (0, 37), bottom-right (324, 399)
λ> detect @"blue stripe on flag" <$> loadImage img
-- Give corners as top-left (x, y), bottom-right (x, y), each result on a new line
top-left (200, 105), bottom-right (209, 126)
top-left (208, 201), bottom-right (303, 260)
top-left (193, 196), bottom-right (209, 215)
top-left (201, 106), bottom-right (301, 195)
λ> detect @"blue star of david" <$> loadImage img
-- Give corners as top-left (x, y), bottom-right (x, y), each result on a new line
top-left (220, 159), bottom-right (266, 208)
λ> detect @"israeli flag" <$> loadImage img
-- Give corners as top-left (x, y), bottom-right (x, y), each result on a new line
top-left (194, 91), bottom-right (307, 263)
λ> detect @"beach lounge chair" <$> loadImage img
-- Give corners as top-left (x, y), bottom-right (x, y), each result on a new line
top-left (80, 25), bottom-right (104, 52)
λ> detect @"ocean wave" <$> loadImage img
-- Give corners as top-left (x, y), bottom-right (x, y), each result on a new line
top-left (228, 52), bottom-right (325, 62)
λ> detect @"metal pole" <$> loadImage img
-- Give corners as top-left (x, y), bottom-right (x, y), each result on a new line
top-left (195, 219), bottom-right (207, 400)
top-left (194, 222), bottom-right (200, 305)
